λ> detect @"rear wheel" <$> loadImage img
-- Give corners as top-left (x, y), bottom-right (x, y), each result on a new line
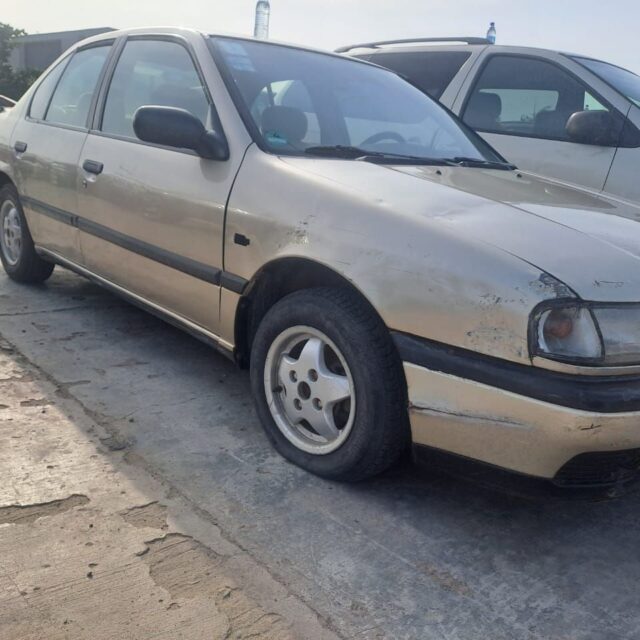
top-left (250, 287), bottom-right (410, 481)
top-left (0, 185), bottom-right (54, 283)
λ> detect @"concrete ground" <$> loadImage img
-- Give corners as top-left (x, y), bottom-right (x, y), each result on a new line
top-left (1, 268), bottom-right (640, 640)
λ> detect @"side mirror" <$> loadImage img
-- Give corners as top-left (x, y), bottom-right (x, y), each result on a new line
top-left (566, 110), bottom-right (620, 147)
top-left (133, 106), bottom-right (229, 161)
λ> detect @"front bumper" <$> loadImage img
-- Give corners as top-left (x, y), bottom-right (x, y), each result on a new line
top-left (394, 333), bottom-right (640, 482)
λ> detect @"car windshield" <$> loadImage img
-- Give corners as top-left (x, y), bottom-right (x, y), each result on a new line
top-left (573, 57), bottom-right (640, 107)
top-left (211, 37), bottom-right (504, 165)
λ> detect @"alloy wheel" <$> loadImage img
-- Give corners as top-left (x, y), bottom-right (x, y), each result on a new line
top-left (0, 199), bottom-right (22, 266)
top-left (264, 326), bottom-right (356, 455)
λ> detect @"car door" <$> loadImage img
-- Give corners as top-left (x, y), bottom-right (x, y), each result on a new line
top-left (604, 106), bottom-right (640, 203)
top-left (10, 43), bottom-right (113, 263)
top-left (457, 54), bottom-right (620, 191)
top-left (77, 36), bottom-right (234, 334)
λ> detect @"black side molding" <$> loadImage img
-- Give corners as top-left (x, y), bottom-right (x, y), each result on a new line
top-left (393, 331), bottom-right (640, 413)
top-left (21, 194), bottom-right (248, 294)
top-left (220, 271), bottom-right (248, 294)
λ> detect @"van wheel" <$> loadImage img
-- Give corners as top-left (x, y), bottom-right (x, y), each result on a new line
top-left (0, 185), bottom-right (54, 283)
top-left (250, 287), bottom-right (410, 481)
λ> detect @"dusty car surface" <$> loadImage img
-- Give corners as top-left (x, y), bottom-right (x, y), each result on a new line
top-left (2, 28), bottom-right (640, 490)
top-left (340, 37), bottom-right (640, 204)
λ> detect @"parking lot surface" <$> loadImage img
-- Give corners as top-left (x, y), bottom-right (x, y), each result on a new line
top-left (1, 268), bottom-right (639, 640)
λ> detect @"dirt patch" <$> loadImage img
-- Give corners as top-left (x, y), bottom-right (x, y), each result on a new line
top-left (56, 331), bottom-right (88, 342)
top-left (100, 435), bottom-right (131, 451)
top-left (120, 502), bottom-right (168, 530)
top-left (139, 533), bottom-right (296, 639)
top-left (0, 494), bottom-right (89, 526)
top-left (20, 398), bottom-right (53, 408)
top-left (419, 562), bottom-right (472, 597)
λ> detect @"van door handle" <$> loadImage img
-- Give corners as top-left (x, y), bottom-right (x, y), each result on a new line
top-left (83, 160), bottom-right (103, 175)
top-left (14, 141), bottom-right (27, 153)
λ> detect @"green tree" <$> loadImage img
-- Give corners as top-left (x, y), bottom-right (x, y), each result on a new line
top-left (0, 23), bottom-right (39, 100)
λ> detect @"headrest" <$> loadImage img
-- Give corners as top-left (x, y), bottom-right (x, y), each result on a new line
top-left (261, 106), bottom-right (308, 145)
top-left (465, 92), bottom-right (502, 130)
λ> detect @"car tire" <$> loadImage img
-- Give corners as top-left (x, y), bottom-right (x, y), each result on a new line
top-left (250, 287), bottom-right (410, 481)
top-left (0, 184), bottom-right (54, 283)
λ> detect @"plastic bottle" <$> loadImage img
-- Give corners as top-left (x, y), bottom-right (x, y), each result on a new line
top-left (487, 22), bottom-right (497, 44)
top-left (254, 1), bottom-right (271, 40)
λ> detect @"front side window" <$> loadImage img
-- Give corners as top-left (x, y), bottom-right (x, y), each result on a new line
top-left (45, 45), bottom-right (111, 128)
top-left (363, 51), bottom-right (471, 99)
top-left (29, 57), bottom-right (69, 120)
top-left (213, 37), bottom-right (500, 164)
top-left (573, 57), bottom-right (640, 108)
top-left (463, 55), bottom-right (612, 141)
top-left (101, 39), bottom-right (210, 139)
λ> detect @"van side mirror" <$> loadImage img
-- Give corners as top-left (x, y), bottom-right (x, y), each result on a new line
top-left (133, 106), bottom-right (229, 161)
top-left (566, 110), bottom-right (620, 147)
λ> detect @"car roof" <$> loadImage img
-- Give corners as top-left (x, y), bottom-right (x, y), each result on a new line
top-left (71, 26), bottom-right (367, 64)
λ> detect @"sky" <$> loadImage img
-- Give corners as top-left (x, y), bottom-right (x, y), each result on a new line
top-left (4, 0), bottom-right (639, 73)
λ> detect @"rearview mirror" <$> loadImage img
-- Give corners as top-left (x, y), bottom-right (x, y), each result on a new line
top-left (133, 106), bottom-right (229, 160)
top-left (566, 110), bottom-right (620, 147)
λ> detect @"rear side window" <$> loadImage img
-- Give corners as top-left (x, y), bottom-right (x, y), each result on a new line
top-left (101, 39), bottom-right (210, 139)
top-left (45, 45), bottom-right (111, 128)
top-left (364, 51), bottom-right (471, 98)
top-left (462, 55), bottom-right (612, 141)
top-left (29, 57), bottom-right (69, 120)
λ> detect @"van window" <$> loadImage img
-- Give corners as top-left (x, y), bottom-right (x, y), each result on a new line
top-left (364, 51), bottom-right (471, 99)
top-left (463, 55), bottom-right (613, 141)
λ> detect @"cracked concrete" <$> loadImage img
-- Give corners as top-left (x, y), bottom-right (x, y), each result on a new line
top-left (0, 494), bottom-right (90, 526)
top-left (2, 268), bottom-right (640, 639)
top-left (120, 502), bottom-right (169, 530)
top-left (0, 321), bottom-right (337, 640)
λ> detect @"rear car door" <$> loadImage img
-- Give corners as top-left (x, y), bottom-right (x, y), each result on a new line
top-left (77, 36), bottom-right (233, 334)
top-left (457, 54), bottom-right (620, 191)
top-left (10, 43), bottom-right (112, 263)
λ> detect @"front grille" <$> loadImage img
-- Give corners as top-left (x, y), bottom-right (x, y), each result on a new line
top-left (554, 449), bottom-right (640, 488)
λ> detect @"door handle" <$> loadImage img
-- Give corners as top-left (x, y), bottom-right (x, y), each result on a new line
top-left (14, 141), bottom-right (27, 153)
top-left (82, 160), bottom-right (104, 175)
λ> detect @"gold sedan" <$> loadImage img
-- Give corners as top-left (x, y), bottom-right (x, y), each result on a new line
top-left (2, 28), bottom-right (640, 490)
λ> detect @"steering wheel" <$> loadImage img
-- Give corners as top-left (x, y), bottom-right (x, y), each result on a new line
top-left (360, 131), bottom-right (407, 146)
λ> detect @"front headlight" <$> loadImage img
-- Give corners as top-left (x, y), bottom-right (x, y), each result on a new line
top-left (531, 303), bottom-right (640, 366)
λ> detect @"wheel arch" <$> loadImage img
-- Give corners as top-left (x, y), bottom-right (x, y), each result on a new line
top-left (234, 256), bottom-right (391, 369)
top-left (0, 170), bottom-right (15, 191)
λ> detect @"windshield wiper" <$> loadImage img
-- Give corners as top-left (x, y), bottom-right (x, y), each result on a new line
top-left (444, 156), bottom-right (517, 170)
top-left (304, 145), bottom-right (372, 158)
top-left (304, 146), bottom-right (456, 165)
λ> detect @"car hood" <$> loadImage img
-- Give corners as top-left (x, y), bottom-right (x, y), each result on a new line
top-left (284, 158), bottom-right (640, 303)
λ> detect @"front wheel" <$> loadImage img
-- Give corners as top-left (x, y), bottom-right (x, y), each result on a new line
top-left (250, 287), bottom-right (410, 481)
top-left (0, 184), bottom-right (54, 283)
